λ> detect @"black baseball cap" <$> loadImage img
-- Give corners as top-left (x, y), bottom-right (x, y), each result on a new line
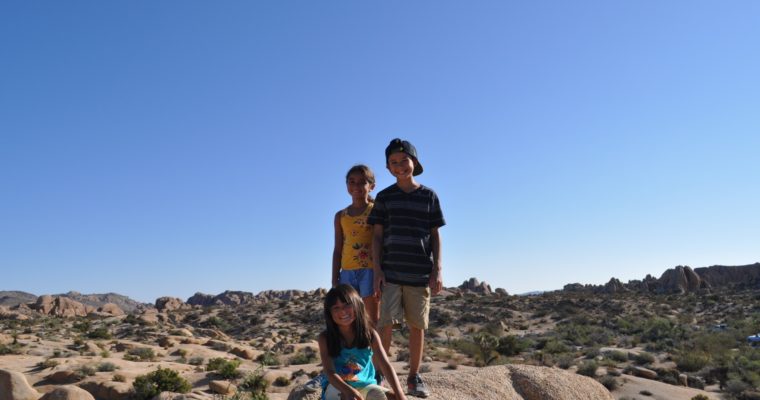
top-left (385, 138), bottom-right (423, 176)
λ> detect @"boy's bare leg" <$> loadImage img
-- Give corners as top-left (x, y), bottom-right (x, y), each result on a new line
top-left (362, 295), bottom-right (380, 327)
top-left (409, 326), bottom-right (424, 376)
top-left (380, 324), bottom-right (393, 355)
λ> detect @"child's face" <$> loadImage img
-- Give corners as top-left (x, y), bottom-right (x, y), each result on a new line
top-left (387, 152), bottom-right (416, 180)
top-left (346, 173), bottom-right (374, 201)
top-left (329, 299), bottom-right (356, 327)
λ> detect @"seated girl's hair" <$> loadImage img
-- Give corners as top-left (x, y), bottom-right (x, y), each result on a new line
top-left (323, 284), bottom-right (373, 358)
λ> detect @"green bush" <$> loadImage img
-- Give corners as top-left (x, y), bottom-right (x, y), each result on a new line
top-left (634, 352), bottom-right (655, 365)
top-left (289, 349), bottom-right (318, 365)
top-left (577, 360), bottom-right (598, 377)
top-left (239, 370), bottom-right (269, 395)
top-left (605, 350), bottom-right (629, 363)
top-left (496, 335), bottom-right (531, 356)
top-left (125, 347), bottom-right (156, 362)
top-left (133, 367), bottom-right (191, 400)
top-left (690, 395), bottom-right (709, 400)
top-left (188, 356), bottom-right (204, 366)
top-left (98, 362), bottom-right (117, 372)
top-left (598, 375), bottom-right (618, 391)
top-left (273, 376), bottom-right (291, 386)
top-left (676, 351), bottom-right (710, 372)
top-left (87, 327), bottom-right (112, 339)
top-left (543, 339), bottom-right (570, 355)
top-left (256, 351), bottom-right (280, 366)
top-left (206, 358), bottom-right (242, 379)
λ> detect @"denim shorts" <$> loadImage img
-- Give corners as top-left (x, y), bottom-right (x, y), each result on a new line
top-left (339, 268), bottom-right (375, 298)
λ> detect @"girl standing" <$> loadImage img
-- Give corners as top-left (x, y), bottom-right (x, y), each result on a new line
top-left (319, 284), bottom-right (407, 400)
top-left (333, 164), bottom-right (379, 324)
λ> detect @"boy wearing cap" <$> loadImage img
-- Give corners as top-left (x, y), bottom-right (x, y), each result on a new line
top-left (368, 138), bottom-right (445, 398)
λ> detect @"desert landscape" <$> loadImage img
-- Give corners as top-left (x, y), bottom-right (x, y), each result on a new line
top-left (2, 263), bottom-right (759, 400)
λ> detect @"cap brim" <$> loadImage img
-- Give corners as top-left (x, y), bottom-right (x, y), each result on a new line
top-left (413, 163), bottom-right (423, 176)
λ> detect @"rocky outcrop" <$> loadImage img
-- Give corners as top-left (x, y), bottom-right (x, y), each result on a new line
top-left (39, 385), bottom-right (95, 400)
top-left (52, 291), bottom-right (145, 314)
top-left (155, 297), bottom-right (190, 312)
top-left (0, 369), bottom-right (41, 400)
top-left (31, 296), bottom-right (94, 317)
top-left (287, 364), bottom-right (613, 400)
top-left (97, 303), bottom-right (125, 316)
top-left (187, 289), bottom-right (311, 307)
top-left (78, 381), bottom-right (132, 400)
top-left (695, 263), bottom-right (760, 288)
top-left (459, 277), bottom-right (492, 295)
top-left (658, 265), bottom-right (708, 294)
top-left (603, 278), bottom-right (627, 294)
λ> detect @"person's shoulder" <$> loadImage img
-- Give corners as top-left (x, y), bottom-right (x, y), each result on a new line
top-left (417, 184), bottom-right (440, 196)
top-left (375, 184), bottom-right (399, 197)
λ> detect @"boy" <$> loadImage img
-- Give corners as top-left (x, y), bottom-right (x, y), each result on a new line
top-left (368, 138), bottom-right (445, 398)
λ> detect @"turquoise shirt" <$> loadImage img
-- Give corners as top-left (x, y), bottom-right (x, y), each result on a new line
top-left (333, 346), bottom-right (376, 388)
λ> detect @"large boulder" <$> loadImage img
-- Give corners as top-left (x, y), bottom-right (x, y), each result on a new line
top-left (0, 369), bottom-right (41, 400)
top-left (97, 303), bottom-right (125, 316)
top-left (78, 381), bottom-right (132, 400)
top-left (658, 265), bottom-right (706, 294)
top-left (286, 364), bottom-right (613, 400)
top-left (39, 385), bottom-right (95, 400)
top-left (155, 297), bottom-right (189, 312)
top-left (32, 296), bottom-right (93, 317)
top-left (459, 277), bottom-right (493, 295)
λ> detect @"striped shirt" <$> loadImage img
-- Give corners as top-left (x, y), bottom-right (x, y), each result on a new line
top-left (367, 184), bottom-right (445, 286)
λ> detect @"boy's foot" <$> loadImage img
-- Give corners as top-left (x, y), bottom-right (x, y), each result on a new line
top-left (407, 374), bottom-right (430, 398)
top-left (303, 374), bottom-right (322, 393)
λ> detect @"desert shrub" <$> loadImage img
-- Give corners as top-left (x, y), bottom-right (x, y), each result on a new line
top-left (100, 349), bottom-right (110, 358)
top-left (113, 374), bottom-right (126, 382)
top-left (133, 367), bottom-right (191, 400)
top-left (555, 353), bottom-right (575, 369)
top-left (273, 376), bottom-right (291, 386)
top-left (690, 395), bottom-right (709, 400)
top-left (87, 327), bottom-right (112, 339)
top-left (542, 339), bottom-right (570, 355)
top-left (676, 351), bottom-right (710, 372)
top-left (206, 358), bottom-right (242, 379)
top-left (201, 316), bottom-right (231, 331)
top-left (98, 362), bottom-right (117, 372)
top-left (598, 375), bottom-right (618, 391)
top-left (577, 360), bottom-right (598, 377)
top-left (36, 359), bottom-right (59, 369)
top-left (125, 347), bottom-right (156, 361)
top-left (239, 369), bottom-right (269, 399)
top-left (188, 356), bottom-right (204, 366)
top-left (289, 348), bottom-right (318, 365)
top-left (0, 343), bottom-right (23, 355)
top-left (256, 351), bottom-right (280, 366)
top-left (605, 350), bottom-right (629, 363)
top-left (496, 335), bottom-right (531, 356)
top-left (634, 352), bottom-right (655, 365)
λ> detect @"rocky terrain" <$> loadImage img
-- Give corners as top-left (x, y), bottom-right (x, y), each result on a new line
top-left (2, 263), bottom-right (759, 400)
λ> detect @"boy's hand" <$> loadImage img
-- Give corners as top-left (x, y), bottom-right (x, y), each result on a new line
top-left (373, 270), bottom-right (385, 298)
top-left (429, 269), bottom-right (442, 295)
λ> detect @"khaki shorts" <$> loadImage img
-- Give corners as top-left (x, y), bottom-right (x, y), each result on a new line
top-left (379, 283), bottom-right (430, 330)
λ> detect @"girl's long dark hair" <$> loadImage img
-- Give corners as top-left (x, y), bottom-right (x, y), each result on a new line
top-left (323, 284), bottom-right (373, 358)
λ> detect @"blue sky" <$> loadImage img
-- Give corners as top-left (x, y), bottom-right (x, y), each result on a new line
top-left (2, 1), bottom-right (758, 303)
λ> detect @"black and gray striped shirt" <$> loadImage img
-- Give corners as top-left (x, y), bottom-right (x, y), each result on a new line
top-left (367, 184), bottom-right (445, 287)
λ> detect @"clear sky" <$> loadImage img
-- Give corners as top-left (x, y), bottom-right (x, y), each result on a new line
top-left (2, 1), bottom-right (758, 303)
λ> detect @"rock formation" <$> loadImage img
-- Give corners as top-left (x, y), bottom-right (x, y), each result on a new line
top-left (155, 297), bottom-right (190, 312)
top-left (459, 277), bottom-right (493, 295)
top-left (658, 265), bottom-right (708, 294)
top-left (0, 369), bottom-right (41, 400)
top-left (287, 364), bottom-right (613, 400)
top-left (31, 296), bottom-right (94, 317)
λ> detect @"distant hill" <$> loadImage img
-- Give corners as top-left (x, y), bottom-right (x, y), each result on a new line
top-left (0, 290), bottom-right (37, 307)
top-left (0, 290), bottom-right (147, 313)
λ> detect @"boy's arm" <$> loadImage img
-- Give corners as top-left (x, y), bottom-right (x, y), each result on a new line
top-left (332, 211), bottom-right (343, 288)
top-left (371, 223), bottom-right (384, 297)
top-left (370, 330), bottom-right (408, 400)
top-left (429, 227), bottom-right (442, 295)
top-left (318, 333), bottom-right (363, 400)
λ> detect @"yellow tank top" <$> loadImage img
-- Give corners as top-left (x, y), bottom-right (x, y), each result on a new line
top-left (340, 203), bottom-right (374, 270)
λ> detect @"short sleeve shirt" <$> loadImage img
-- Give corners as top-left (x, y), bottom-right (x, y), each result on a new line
top-left (367, 184), bottom-right (445, 286)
